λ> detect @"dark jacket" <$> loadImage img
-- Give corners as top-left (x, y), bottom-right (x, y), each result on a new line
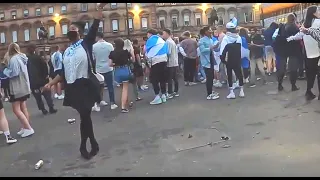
top-left (285, 23), bottom-right (302, 56)
top-left (263, 27), bottom-right (276, 46)
top-left (27, 54), bottom-right (49, 89)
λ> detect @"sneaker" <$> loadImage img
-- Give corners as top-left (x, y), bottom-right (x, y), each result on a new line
top-left (49, 108), bottom-right (58, 114)
top-left (207, 94), bottom-right (220, 100)
top-left (100, 101), bottom-right (108, 106)
top-left (21, 128), bottom-right (34, 138)
top-left (173, 92), bottom-right (180, 97)
top-left (278, 84), bottom-right (284, 91)
top-left (227, 92), bottom-right (236, 99)
top-left (239, 89), bottom-right (245, 98)
top-left (189, 82), bottom-right (197, 86)
top-left (256, 77), bottom-right (261, 81)
top-left (4, 97), bottom-right (9, 102)
top-left (212, 91), bottom-right (219, 96)
top-left (6, 135), bottom-right (17, 144)
top-left (232, 82), bottom-right (239, 89)
top-left (244, 78), bottom-right (249, 84)
top-left (92, 104), bottom-right (101, 112)
top-left (141, 85), bottom-right (149, 90)
top-left (150, 95), bottom-right (162, 105)
top-left (136, 97), bottom-right (143, 101)
top-left (167, 93), bottom-right (174, 99)
top-left (221, 80), bottom-right (227, 84)
top-left (121, 109), bottom-right (129, 113)
top-left (54, 94), bottom-right (59, 99)
top-left (111, 104), bottom-right (118, 110)
top-left (41, 109), bottom-right (48, 115)
top-left (201, 79), bottom-right (207, 84)
top-left (57, 94), bottom-right (65, 100)
top-left (17, 129), bottom-right (24, 135)
top-left (0, 131), bottom-right (3, 135)
top-left (161, 94), bottom-right (167, 103)
top-left (184, 82), bottom-right (189, 86)
top-left (213, 81), bottom-right (223, 88)
top-left (249, 83), bottom-right (256, 88)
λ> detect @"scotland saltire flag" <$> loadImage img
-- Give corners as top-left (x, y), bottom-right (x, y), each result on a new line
top-left (145, 35), bottom-right (168, 59)
top-left (241, 37), bottom-right (250, 63)
top-left (231, 17), bottom-right (238, 27)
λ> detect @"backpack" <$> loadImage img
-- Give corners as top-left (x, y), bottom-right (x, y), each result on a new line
top-left (273, 24), bottom-right (288, 57)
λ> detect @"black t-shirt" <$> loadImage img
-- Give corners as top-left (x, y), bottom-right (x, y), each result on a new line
top-left (109, 49), bottom-right (131, 66)
top-left (250, 34), bottom-right (264, 59)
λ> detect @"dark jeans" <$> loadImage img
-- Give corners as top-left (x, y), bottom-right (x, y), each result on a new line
top-left (167, 66), bottom-right (179, 94)
top-left (204, 67), bottom-right (214, 96)
top-left (150, 62), bottom-right (167, 95)
top-left (226, 63), bottom-right (243, 88)
top-left (183, 58), bottom-right (197, 82)
top-left (277, 56), bottom-right (298, 86)
top-left (1, 78), bottom-right (9, 97)
top-left (76, 106), bottom-right (98, 158)
top-left (101, 71), bottom-right (115, 104)
top-left (305, 56), bottom-right (320, 92)
top-left (32, 88), bottom-right (54, 110)
top-left (298, 53), bottom-right (305, 77)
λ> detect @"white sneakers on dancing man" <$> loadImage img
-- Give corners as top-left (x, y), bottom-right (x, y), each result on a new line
top-left (227, 87), bottom-right (245, 99)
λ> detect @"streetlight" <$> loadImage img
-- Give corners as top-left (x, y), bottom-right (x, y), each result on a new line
top-left (134, 5), bottom-right (140, 11)
top-left (54, 13), bottom-right (60, 17)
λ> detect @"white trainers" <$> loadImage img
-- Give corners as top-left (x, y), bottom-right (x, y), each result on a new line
top-left (239, 89), bottom-right (245, 98)
top-left (201, 79), bottom-right (207, 84)
top-left (232, 81), bottom-right (239, 89)
top-left (213, 81), bottom-right (223, 88)
top-left (0, 131), bottom-right (3, 135)
top-left (4, 97), bottom-right (8, 102)
top-left (184, 82), bottom-right (189, 86)
top-left (111, 104), bottom-right (118, 110)
top-left (227, 92), bottom-right (236, 99)
top-left (100, 101), bottom-right (108, 106)
top-left (189, 82), bottom-right (197, 86)
top-left (21, 128), bottom-right (34, 138)
top-left (92, 103), bottom-right (101, 112)
top-left (244, 78), bottom-right (249, 84)
top-left (207, 94), bottom-right (220, 100)
top-left (57, 94), bottom-right (65, 100)
top-left (6, 135), bottom-right (17, 144)
top-left (17, 128), bottom-right (24, 135)
top-left (54, 94), bottom-right (59, 99)
top-left (161, 94), bottom-right (167, 103)
top-left (150, 95), bottom-right (162, 105)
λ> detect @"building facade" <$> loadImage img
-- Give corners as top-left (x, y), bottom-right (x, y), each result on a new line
top-left (0, 3), bottom-right (260, 56)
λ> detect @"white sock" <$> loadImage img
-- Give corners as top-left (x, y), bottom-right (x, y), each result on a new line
top-left (4, 131), bottom-right (10, 139)
top-left (240, 86), bottom-right (244, 90)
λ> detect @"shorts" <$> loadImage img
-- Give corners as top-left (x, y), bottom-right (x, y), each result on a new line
top-left (114, 66), bottom-right (132, 84)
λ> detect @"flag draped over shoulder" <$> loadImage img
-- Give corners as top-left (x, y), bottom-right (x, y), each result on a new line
top-left (145, 35), bottom-right (168, 59)
top-left (241, 37), bottom-right (250, 59)
top-left (231, 17), bottom-right (238, 27)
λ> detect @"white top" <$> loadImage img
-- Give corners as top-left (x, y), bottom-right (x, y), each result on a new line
top-left (287, 19), bottom-right (320, 58)
top-left (63, 44), bottom-right (88, 84)
top-left (93, 40), bottom-right (114, 73)
top-left (51, 51), bottom-right (63, 72)
top-left (166, 38), bottom-right (179, 67)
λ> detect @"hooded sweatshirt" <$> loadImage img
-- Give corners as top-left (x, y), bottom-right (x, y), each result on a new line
top-left (3, 53), bottom-right (31, 98)
top-left (220, 32), bottom-right (242, 65)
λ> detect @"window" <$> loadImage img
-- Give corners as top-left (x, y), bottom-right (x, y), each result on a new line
top-left (112, 19), bottom-right (118, 32)
top-left (61, 5), bottom-right (67, 14)
top-left (159, 16), bottom-right (165, 29)
top-left (24, 29), bottom-right (30, 42)
top-left (12, 31), bottom-right (17, 43)
top-left (84, 22), bottom-right (89, 35)
top-left (0, 32), bottom-right (5, 44)
top-left (36, 28), bottom-right (40, 39)
top-left (128, 18), bottom-right (133, 31)
top-left (81, 3), bottom-right (88, 12)
top-left (158, 3), bottom-right (165, 6)
top-left (111, 3), bottom-right (117, 9)
top-left (36, 8), bottom-right (41, 16)
top-left (24, 9), bottom-right (29, 18)
top-left (218, 16), bottom-right (224, 25)
top-left (49, 26), bottom-right (55, 37)
top-left (0, 13), bottom-right (4, 21)
top-left (98, 21), bottom-right (103, 32)
top-left (141, 17), bottom-right (148, 29)
top-left (62, 24), bottom-right (68, 35)
top-left (195, 13), bottom-right (201, 26)
top-left (171, 3), bottom-right (176, 5)
top-left (229, 12), bottom-right (235, 21)
top-left (183, 14), bottom-right (190, 26)
top-left (11, 11), bottom-right (17, 20)
top-left (172, 15), bottom-right (178, 28)
top-left (244, 12), bottom-right (248, 23)
top-left (48, 7), bottom-right (54, 15)
top-left (249, 12), bottom-right (253, 22)
top-left (127, 3), bottom-right (132, 7)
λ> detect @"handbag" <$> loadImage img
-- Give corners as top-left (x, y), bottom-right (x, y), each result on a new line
top-left (83, 44), bottom-right (103, 103)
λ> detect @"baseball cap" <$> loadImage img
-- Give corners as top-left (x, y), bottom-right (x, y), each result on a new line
top-left (226, 22), bottom-right (236, 29)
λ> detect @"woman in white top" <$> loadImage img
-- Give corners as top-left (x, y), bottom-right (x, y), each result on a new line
top-left (44, 3), bottom-right (108, 160)
top-left (287, 5), bottom-right (320, 100)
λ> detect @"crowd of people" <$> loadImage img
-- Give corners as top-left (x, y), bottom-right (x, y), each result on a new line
top-left (0, 4), bottom-right (320, 160)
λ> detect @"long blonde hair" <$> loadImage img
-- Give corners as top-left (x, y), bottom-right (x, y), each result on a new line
top-left (123, 39), bottom-right (134, 54)
top-left (7, 43), bottom-right (21, 60)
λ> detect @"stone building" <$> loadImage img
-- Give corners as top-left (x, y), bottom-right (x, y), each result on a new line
top-left (0, 3), bottom-right (260, 55)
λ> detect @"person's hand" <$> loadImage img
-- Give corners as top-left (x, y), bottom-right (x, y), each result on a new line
top-left (94, 3), bottom-right (108, 19)
top-left (300, 25), bottom-right (308, 34)
top-left (43, 83), bottom-right (51, 91)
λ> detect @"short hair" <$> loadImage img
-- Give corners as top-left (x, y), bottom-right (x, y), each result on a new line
top-left (163, 28), bottom-right (171, 35)
top-left (158, 30), bottom-right (163, 36)
top-left (26, 43), bottom-right (37, 55)
top-left (132, 38), bottom-right (139, 45)
top-left (96, 32), bottom-right (104, 39)
top-left (114, 38), bottom-right (124, 50)
top-left (202, 26), bottom-right (211, 32)
top-left (183, 31), bottom-right (191, 37)
top-left (71, 21), bottom-right (86, 34)
top-left (147, 28), bottom-right (158, 35)
top-left (199, 28), bottom-right (205, 36)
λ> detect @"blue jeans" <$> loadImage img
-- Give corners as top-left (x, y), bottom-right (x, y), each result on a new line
top-left (198, 65), bottom-right (206, 80)
top-left (101, 71), bottom-right (115, 104)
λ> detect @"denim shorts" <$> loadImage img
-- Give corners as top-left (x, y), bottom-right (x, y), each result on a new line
top-left (114, 66), bottom-right (132, 84)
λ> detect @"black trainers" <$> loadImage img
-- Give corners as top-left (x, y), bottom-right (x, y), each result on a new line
top-left (41, 109), bottom-right (48, 115)
top-left (292, 85), bottom-right (300, 91)
top-left (121, 109), bottom-right (129, 113)
top-left (6, 135), bottom-right (17, 144)
top-left (305, 91), bottom-right (316, 101)
top-left (278, 84), bottom-right (284, 91)
top-left (49, 108), bottom-right (58, 114)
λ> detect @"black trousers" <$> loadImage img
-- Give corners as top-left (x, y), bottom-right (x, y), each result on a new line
top-left (32, 88), bottom-right (54, 110)
top-left (150, 62), bottom-right (167, 95)
top-left (167, 66), bottom-right (179, 94)
top-left (1, 78), bottom-right (9, 97)
top-left (277, 56), bottom-right (299, 86)
top-left (204, 67), bottom-right (214, 96)
top-left (305, 56), bottom-right (320, 92)
top-left (183, 58), bottom-right (197, 82)
top-left (243, 68), bottom-right (250, 79)
top-left (298, 53), bottom-right (305, 77)
top-left (76, 106), bottom-right (98, 157)
top-left (226, 63), bottom-right (243, 88)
